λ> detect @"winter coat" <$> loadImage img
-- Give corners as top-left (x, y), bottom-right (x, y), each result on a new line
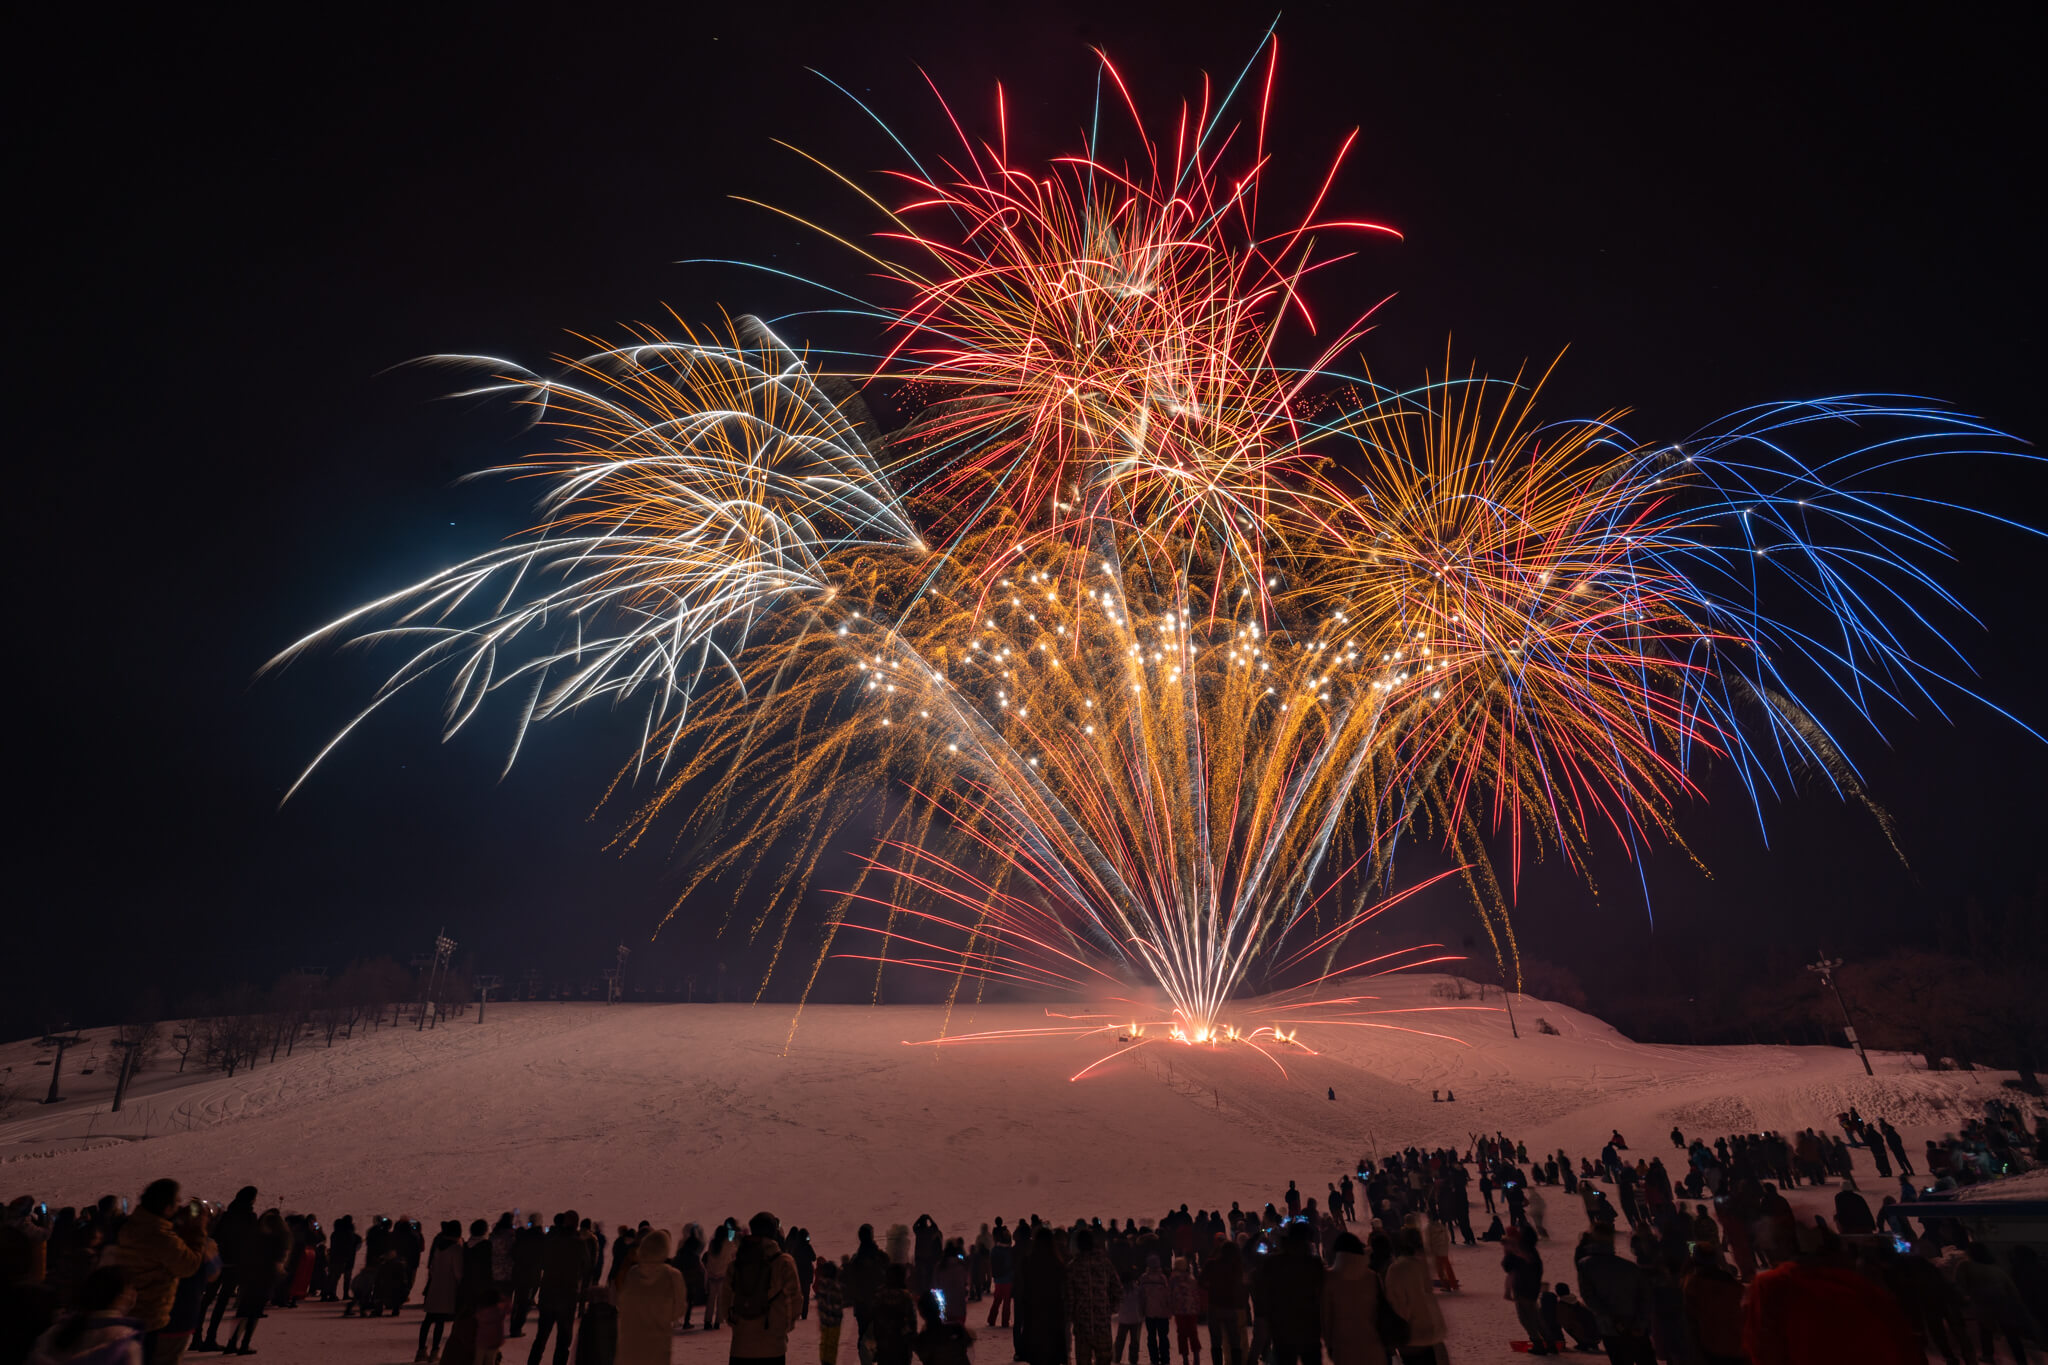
top-left (1574, 1243), bottom-right (1652, 1337)
top-left (1421, 1222), bottom-right (1450, 1260)
top-left (845, 1243), bottom-right (888, 1311)
top-left (209, 1200), bottom-right (257, 1272)
top-left (871, 1288), bottom-right (919, 1365)
top-left (573, 1298), bottom-right (617, 1365)
top-left (104, 1210), bottom-right (202, 1331)
top-left (1500, 1241), bottom-right (1543, 1300)
top-left (1250, 1243), bottom-right (1324, 1349)
top-left (513, 1224), bottom-right (547, 1288)
top-left (815, 1275), bottom-right (844, 1328)
top-left (1011, 1243), bottom-right (1069, 1365)
top-left (1065, 1249), bottom-right (1122, 1342)
top-left (490, 1226), bottom-right (517, 1283)
top-left (718, 1235), bottom-right (801, 1359)
top-left (423, 1235), bottom-right (464, 1316)
top-left (935, 1256), bottom-right (971, 1323)
top-left (990, 1243), bottom-right (1015, 1286)
top-left (1201, 1249), bottom-right (1246, 1315)
top-left (1116, 1280), bottom-right (1143, 1328)
top-left (616, 1233), bottom-right (688, 1365)
top-left (1136, 1267), bottom-right (1169, 1319)
top-left (1681, 1260), bottom-right (1745, 1359)
top-left (1166, 1269), bottom-right (1202, 1317)
top-left (26, 1313), bottom-right (143, 1365)
top-left (1379, 1256), bottom-right (1444, 1348)
top-left (1317, 1253), bottom-right (1386, 1365)
top-left (673, 1231), bottom-right (707, 1304)
top-left (538, 1228), bottom-right (592, 1310)
top-left (1743, 1260), bottom-right (1920, 1365)
top-left (704, 1234), bottom-right (737, 1281)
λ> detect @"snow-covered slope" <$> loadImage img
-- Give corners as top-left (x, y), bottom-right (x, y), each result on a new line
top-left (6, 977), bottom-right (2017, 1365)
top-left (1, 974), bottom-right (2009, 1225)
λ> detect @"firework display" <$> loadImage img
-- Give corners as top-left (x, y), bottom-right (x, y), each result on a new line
top-left (272, 46), bottom-right (2027, 1054)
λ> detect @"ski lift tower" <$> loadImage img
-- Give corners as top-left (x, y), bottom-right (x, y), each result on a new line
top-left (602, 944), bottom-right (631, 1004)
top-left (1806, 953), bottom-right (1874, 1076)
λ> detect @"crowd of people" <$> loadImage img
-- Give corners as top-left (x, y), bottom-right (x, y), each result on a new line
top-left (3, 1096), bottom-right (2045, 1365)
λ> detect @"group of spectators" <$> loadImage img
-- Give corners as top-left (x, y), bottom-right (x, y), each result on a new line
top-left (3, 1096), bottom-right (2045, 1365)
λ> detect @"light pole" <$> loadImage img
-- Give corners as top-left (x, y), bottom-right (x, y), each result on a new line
top-left (474, 974), bottom-right (502, 1024)
top-left (1806, 953), bottom-right (1873, 1076)
top-left (419, 929), bottom-right (457, 1030)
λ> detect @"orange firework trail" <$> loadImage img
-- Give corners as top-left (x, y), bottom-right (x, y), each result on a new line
top-left (271, 39), bottom-right (2034, 1062)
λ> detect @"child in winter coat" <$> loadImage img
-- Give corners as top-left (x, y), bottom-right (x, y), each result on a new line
top-left (1136, 1255), bottom-right (1170, 1365)
top-left (1114, 1274), bottom-right (1144, 1365)
top-left (1165, 1258), bottom-right (1204, 1365)
top-left (814, 1260), bottom-right (845, 1365)
top-left (1423, 1220), bottom-right (1458, 1292)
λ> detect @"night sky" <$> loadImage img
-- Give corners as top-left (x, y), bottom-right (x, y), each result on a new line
top-left (16, 3), bottom-right (2044, 1037)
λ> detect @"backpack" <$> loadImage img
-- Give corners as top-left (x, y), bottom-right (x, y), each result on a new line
top-left (727, 1239), bottom-right (780, 1322)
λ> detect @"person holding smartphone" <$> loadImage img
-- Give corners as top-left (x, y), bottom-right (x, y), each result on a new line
top-left (104, 1178), bottom-right (206, 1360)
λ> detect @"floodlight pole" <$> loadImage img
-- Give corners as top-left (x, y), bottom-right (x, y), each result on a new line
top-left (419, 929), bottom-right (457, 1030)
top-left (1807, 953), bottom-right (1873, 1076)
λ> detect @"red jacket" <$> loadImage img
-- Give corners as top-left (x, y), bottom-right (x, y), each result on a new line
top-left (1742, 1261), bottom-right (1917, 1365)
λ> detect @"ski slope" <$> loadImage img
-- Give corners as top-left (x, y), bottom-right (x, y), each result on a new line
top-left (1, 976), bottom-right (2017, 1363)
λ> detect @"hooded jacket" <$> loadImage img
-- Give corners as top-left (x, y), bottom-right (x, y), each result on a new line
top-left (616, 1231), bottom-right (687, 1365)
top-left (105, 1210), bottom-right (202, 1331)
top-left (1318, 1252), bottom-right (1386, 1365)
top-left (1379, 1255), bottom-right (1444, 1348)
top-left (718, 1234), bottom-right (801, 1359)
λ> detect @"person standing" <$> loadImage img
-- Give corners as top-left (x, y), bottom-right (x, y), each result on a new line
top-left (1136, 1256), bottom-right (1170, 1365)
top-left (1200, 1239), bottom-right (1246, 1365)
top-left (220, 1209), bottom-right (287, 1356)
top-left (1420, 1220), bottom-right (1456, 1294)
top-left (1575, 1224), bottom-right (1654, 1365)
top-left (1166, 1257), bottom-right (1202, 1365)
top-left (1680, 1245), bottom-right (1745, 1365)
top-left (417, 1220), bottom-right (464, 1363)
top-left (1250, 1221), bottom-right (1323, 1365)
top-left (194, 1187), bottom-right (256, 1353)
top-left (871, 1265), bottom-right (920, 1365)
top-left (1011, 1229), bottom-right (1069, 1365)
top-left (844, 1227), bottom-right (890, 1365)
top-left (705, 1227), bottom-right (738, 1332)
top-left (1066, 1229), bottom-right (1121, 1365)
top-left (103, 1179), bottom-right (204, 1364)
top-left (933, 1242), bottom-right (970, 1329)
top-left (720, 1212), bottom-right (801, 1365)
top-left (328, 1216), bottom-right (362, 1304)
top-left (1380, 1230), bottom-right (1446, 1365)
top-left (615, 1229), bottom-right (687, 1365)
top-left (1317, 1234), bottom-right (1385, 1365)
top-left (1881, 1120), bottom-right (1914, 1177)
top-left (985, 1226), bottom-right (1015, 1329)
top-left (528, 1213), bottom-right (589, 1365)
top-left (1500, 1227), bottom-right (1551, 1356)
top-left (813, 1260), bottom-right (845, 1365)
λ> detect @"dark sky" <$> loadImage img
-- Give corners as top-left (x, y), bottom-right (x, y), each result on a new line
top-left (15, 2), bottom-right (2043, 1035)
